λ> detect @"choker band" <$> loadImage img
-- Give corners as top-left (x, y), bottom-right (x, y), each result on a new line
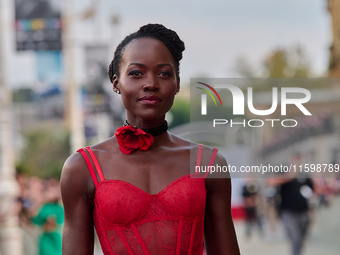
top-left (124, 120), bottom-right (168, 136)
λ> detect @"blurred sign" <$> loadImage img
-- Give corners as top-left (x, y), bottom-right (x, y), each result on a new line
top-left (36, 51), bottom-right (63, 83)
top-left (84, 44), bottom-right (111, 113)
top-left (37, 85), bottom-right (64, 119)
top-left (15, 0), bottom-right (62, 51)
top-left (85, 44), bottom-right (109, 84)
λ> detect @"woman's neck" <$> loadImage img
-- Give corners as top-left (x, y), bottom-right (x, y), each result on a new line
top-left (124, 120), bottom-right (168, 137)
top-left (126, 117), bottom-right (166, 130)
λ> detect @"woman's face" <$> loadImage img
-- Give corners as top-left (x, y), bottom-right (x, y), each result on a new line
top-left (114, 38), bottom-right (179, 125)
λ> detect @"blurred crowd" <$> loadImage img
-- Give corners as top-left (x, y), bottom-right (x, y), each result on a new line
top-left (11, 174), bottom-right (63, 255)
top-left (242, 176), bottom-right (340, 231)
top-left (241, 171), bottom-right (340, 255)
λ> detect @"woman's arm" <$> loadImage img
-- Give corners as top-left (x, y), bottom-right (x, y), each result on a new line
top-left (60, 153), bottom-right (95, 255)
top-left (204, 153), bottom-right (240, 255)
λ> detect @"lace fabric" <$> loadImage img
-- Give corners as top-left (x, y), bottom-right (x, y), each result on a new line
top-left (78, 145), bottom-right (218, 255)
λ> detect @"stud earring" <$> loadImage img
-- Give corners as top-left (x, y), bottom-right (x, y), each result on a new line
top-left (116, 89), bottom-right (120, 94)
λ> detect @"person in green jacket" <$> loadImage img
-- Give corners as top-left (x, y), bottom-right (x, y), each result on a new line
top-left (31, 179), bottom-right (64, 255)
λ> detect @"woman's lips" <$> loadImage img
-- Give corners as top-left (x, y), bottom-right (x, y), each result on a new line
top-left (139, 95), bottom-right (162, 105)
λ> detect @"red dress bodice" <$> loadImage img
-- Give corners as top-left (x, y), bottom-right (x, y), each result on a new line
top-left (78, 145), bottom-right (217, 255)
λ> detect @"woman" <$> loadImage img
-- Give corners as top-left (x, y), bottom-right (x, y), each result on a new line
top-left (61, 24), bottom-right (240, 255)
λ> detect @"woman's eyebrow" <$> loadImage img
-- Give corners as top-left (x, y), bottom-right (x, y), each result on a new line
top-left (128, 63), bottom-right (145, 67)
top-left (128, 63), bottom-right (173, 67)
top-left (157, 63), bottom-right (173, 67)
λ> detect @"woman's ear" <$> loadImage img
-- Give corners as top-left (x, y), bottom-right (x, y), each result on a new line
top-left (175, 80), bottom-right (180, 95)
top-left (112, 75), bottom-right (120, 94)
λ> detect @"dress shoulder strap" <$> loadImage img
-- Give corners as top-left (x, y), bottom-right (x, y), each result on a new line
top-left (195, 144), bottom-right (218, 178)
top-left (77, 147), bottom-right (105, 187)
top-left (195, 144), bottom-right (205, 167)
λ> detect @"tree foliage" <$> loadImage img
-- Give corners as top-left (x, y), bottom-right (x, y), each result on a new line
top-left (12, 88), bottom-right (36, 103)
top-left (233, 44), bottom-right (325, 91)
top-left (169, 97), bottom-right (190, 128)
top-left (16, 128), bottom-right (70, 179)
top-left (235, 44), bottom-right (313, 79)
top-left (263, 45), bottom-right (312, 78)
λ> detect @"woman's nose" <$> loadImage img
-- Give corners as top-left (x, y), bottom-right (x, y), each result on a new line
top-left (143, 76), bottom-right (159, 91)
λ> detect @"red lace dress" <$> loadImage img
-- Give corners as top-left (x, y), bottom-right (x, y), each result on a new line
top-left (78, 144), bottom-right (218, 255)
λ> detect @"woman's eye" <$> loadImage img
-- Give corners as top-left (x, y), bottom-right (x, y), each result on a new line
top-left (129, 70), bottom-right (143, 77)
top-left (159, 71), bottom-right (172, 77)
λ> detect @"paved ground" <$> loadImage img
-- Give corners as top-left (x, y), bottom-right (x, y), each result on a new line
top-left (235, 196), bottom-right (340, 255)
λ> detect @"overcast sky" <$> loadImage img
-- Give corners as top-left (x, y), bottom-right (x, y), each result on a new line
top-left (3, 0), bottom-right (331, 88)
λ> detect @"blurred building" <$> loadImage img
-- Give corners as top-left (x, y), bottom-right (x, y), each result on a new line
top-left (328, 0), bottom-right (340, 78)
top-left (249, 85), bottom-right (340, 178)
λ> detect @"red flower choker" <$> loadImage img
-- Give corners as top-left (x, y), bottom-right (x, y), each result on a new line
top-left (114, 120), bottom-right (168, 154)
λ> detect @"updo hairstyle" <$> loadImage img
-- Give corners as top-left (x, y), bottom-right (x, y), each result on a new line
top-left (108, 23), bottom-right (185, 83)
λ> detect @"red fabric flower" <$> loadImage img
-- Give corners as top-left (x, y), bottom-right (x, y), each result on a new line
top-left (114, 125), bottom-right (154, 154)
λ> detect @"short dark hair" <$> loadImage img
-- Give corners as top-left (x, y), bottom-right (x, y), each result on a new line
top-left (108, 24), bottom-right (185, 83)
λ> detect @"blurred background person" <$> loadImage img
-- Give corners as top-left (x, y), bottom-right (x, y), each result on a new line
top-left (30, 178), bottom-right (64, 255)
top-left (267, 153), bottom-right (314, 255)
top-left (241, 178), bottom-right (263, 239)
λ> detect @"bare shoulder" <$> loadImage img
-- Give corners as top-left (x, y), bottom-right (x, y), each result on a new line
top-left (190, 144), bottom-right (231, 190)
top-left (212, 150), bottom-right (228, 165)
top-left (168, 132), bottom-right (229, 166)
top-left (60, 151), bottom-right (93, 202)
top-left (168, 132), bottom-right (195, 147)
top-left (61, 151), bottom-right (88, 181)
top-left (195, 143), bottom-right (227, 167)
top-left (168, 133), bottom-right (229, 178)
top-left (89, 136), bottom-right (119, 153)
